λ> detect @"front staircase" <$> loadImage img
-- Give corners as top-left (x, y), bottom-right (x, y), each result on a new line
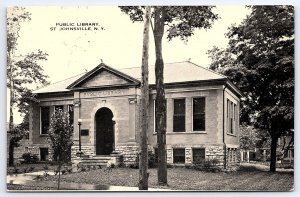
top-left (76, 153), bottom-right (123, 169)
top-left (78, 156), bottom-right (112, 168)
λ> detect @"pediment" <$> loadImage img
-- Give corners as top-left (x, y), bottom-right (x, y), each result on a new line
top-left (67, 63), bottom-right (139, 89)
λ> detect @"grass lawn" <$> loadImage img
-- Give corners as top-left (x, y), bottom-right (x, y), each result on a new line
top-left (36, 164), bottom-right (294, 191)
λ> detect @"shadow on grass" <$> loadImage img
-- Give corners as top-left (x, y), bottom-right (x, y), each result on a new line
top-left (238, 165), bottom-right (265, 172)
top-left (238, 164), bottom-right (294, 175)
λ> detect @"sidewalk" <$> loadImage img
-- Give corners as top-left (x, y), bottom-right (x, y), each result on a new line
top-left (7, 171), bottom-right (172, 191)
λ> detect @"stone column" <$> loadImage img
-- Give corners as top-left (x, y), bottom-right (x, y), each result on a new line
top-left (246, 150), bottom-right (250, 163)
top-left (128, 98), bottom-right (137, 142)
top-left (166, 98), bottom-right (173, 133)
top-left (185, 97), bottom-right (192, 132)
top-left (72, 91), bottom-right (80, 158)
top-left (240, 150), bottom-right (244, 162)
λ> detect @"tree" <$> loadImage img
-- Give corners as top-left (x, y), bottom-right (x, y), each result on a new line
top-left (48, 110), bottom-right (73, 190)
top-left (7, 7), bottom-right (48, 166)
top-left (208, 6), bottom-right (294, 172)
top-left (240, 124), bottom-right (259, 151)
top-left (120, 6), bottom-right (218, 185)
top-left (138, 6), bottom-right (151, 190)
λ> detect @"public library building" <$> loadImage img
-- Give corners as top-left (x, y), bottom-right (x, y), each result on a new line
top-left (29, 61), bottom-right (242, 168)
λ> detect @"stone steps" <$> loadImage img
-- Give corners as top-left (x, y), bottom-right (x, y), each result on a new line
top-left (79, 156), bottom-right (112, 167)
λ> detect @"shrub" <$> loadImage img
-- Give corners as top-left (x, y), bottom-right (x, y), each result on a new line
top-left (193, 158), bottom-right (221, 172)
top-left (23, 168), bottom-right (28, 173)
top-left (22, 153), bottom-right (38, 164)
top-left (148, 151), bottom-right (156, 168)
top-left (185, 163), bottom-right (193, 169)
top-left (28, 166), bottom-right (35, 172)
top-left (43, 165), bottom-right (49, 170)
top-left (13, 166), bottom-right (19, 174)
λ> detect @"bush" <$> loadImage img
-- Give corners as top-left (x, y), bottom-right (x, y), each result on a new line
top-left (193, 158), bottom-right (221, 172)
top-left (28, 167), bottom-right (35, 172)
top-left (22, 153), bottom-right (39, 164)
top-left (148, 151), bottom-right (156, 168)
top-left (13, 166), bottom-right (19, 174)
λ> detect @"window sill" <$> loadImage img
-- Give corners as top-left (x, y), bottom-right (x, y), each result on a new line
top-left (40, 134), bottom-right (49, 137)
top-left (226, 132), bottom-right (236, 137)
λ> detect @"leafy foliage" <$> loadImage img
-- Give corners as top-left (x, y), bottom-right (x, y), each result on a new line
top-left (240, 124), bottom-right (259, 150)
top-left (48, 110), bottom-right (73, 163)
top-left (120, 6), bottom-right (219, 42)
top-left (208, 6), bottom-right (294, 171)
top-left (22, 153), bottom-right (39, 164)
top-left (9, 125), bottom-right (27, 147)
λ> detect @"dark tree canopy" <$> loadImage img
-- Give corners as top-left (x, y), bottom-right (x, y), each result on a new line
top-left (120, 6), bottom-right (219, 41)
top-left (208, 5), bottom-right (294, 171)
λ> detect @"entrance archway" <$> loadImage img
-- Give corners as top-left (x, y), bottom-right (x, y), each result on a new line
top-left (95, 107), bottom-right (115, 155)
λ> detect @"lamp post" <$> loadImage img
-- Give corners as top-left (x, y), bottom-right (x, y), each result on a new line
top-left (77, 118), bottom-right (82, 157)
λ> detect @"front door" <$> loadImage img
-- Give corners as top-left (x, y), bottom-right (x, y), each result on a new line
top-left (95, 107), bottom-right (114, 155)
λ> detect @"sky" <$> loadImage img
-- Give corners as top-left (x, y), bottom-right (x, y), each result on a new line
top-left (7, 6), bottom-right (251, 124)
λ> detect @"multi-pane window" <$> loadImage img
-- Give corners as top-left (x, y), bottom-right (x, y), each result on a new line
top-left (54, 105), bottom-right (64, 113)
top-left (193, 98), bottom-right (205, 131)
top-left (41, 106), bottom-right (50, 134)
top-left (173, 148), bottom-right (185, 164)
top-left (173, 99), bottom-right (185, 132)
top-left (193, 148), bottom-right (205, 163)
top-left (227, 99), bottom-right (235, 134)
top-left (68, 105), bottom-right (74, 126)
top-left (153, 100), bottom-right (156, 132)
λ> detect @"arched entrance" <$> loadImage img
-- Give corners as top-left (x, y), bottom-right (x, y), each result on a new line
top-left (95, 107), bottom-right (115, 155)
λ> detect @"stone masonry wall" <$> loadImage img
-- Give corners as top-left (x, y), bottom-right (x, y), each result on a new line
top-left (115, 144), bottom-right (139, 166)
top-left (71, 145), bottom-right (95, 160)
top-left (164, 144), bottom-right (226, 165)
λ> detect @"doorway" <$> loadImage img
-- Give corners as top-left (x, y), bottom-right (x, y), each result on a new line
top-left (95, 107), bottom-right (114, 155)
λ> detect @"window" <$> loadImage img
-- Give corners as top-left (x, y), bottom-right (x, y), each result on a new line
top-left (153, 100), bottom-right (156, 132)
top-left (173, 148), bottom-right (185, 163)
top-left (68, 105), bottom-right (74, 126)
top-left (193, 98), bottom-right (205, 131)
top-left (227, 99), bottom-right (234, 134)
top-left (41, 106), bottom-right (50, 134)
top-left (230, 102), bottom-right (233, 133)
top-left (40, 148), bottom-right (49, 161)
top-left (173, 99), bottom-right (185, 132)
top-left (54, 105), bottom-right (64, 113)
top-left (193, 148), bottom-right (205, 163)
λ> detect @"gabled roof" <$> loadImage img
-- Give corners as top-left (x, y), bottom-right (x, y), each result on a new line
top-left (120, 61), bottom-right (227, 84)
top-left (33, 61), bottom-right (238, 95)
top-left (67, 63), bottom-right (140, 89)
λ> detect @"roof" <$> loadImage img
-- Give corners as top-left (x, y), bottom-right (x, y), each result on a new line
top-left (33, 61), bottom-right (228, 94)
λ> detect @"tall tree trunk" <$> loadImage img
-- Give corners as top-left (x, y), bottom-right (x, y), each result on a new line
top-left (139, 6), bottom-right (151, 191)
top-left (8, 51), bottom-right (15, 167)
top-left (270, 135), bottom-right (278, 172)
top-left (57, 161), bottom-right (61, 190)
top-left (9, 141), bottom-right (14, 166)
top-left (153, 7), bottom-right (167, 185)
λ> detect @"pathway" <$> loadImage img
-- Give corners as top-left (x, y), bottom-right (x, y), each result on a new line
top-left (7, 171), bottom-right (171, 191)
